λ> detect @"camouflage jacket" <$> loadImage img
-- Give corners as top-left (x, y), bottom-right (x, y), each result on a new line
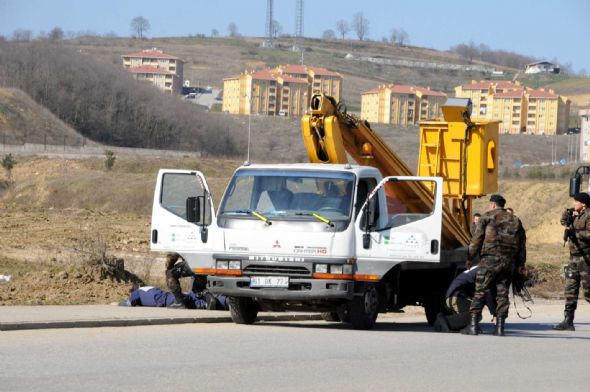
top-left (468, 208), bottom-right (526, 266)
top-left (561, 208), bottom-right (590, 256)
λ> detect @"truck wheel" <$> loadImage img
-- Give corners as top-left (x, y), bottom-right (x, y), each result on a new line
top-left (348, 284), bottom-right (379, 330)
top-left (228, 297), bottom-right (258, 325)
top-left (424, 296), bottom-right (446, 326)
top-left (321, 312), bottom-right (341, 322)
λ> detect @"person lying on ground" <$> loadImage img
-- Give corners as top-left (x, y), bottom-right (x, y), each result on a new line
top-left (119, 285), bottom-right (227, 310)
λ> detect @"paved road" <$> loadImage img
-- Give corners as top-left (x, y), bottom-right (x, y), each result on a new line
top-left (1, 305), bottom-right (589, 392)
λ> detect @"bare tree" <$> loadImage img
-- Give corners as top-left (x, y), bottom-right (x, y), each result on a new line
top-left (130, 16), bottom-right (150, 39)
top-left (322, 29), bottom-right (335, 40)
top-left (335, 20), bottom-right (350, 40)
top-left (228, 22), bottom-right (239, 37)
top-left (271, 20), bottom-right (282, 38)
top-left (211, 29), bottom-right (219, 37)
top-left (452, 41), bottom-right (479, 63)
top-left (352, 12), bottom-right (369, 41)
top-left (397, 29), bottom-right (409, 46)
top-left (11, 29), bottom-right (32, 42)
top-left (389, 29), bottom-right (398, 45)
top-left (49, 27), bottom-right (64, 42)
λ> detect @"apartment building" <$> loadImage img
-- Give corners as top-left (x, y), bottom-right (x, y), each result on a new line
top-left (360, 84), bottom-right (446, 126)
top-left (455, 80), bottom-right (570, 134)
top-left (222, 64), bottom-right (341, 117)
top-left (122, 49), bottom-right (184, 94)
top-left (276, 64), bottom-right (342, 103)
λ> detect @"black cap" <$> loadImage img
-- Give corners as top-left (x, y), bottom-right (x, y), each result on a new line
top-left (574, 192), bottom-right (590, 206)
top-left (489, 194), bottom-right (506, 207)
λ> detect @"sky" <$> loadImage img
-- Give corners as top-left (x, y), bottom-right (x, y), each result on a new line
top-left (1, 0), bottom-right (589, 72)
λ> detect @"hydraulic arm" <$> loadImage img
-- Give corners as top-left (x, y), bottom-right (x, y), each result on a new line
top-left (301, 94), bottom-right (500, 249)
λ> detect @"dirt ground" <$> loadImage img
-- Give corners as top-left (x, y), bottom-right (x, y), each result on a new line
top-left (0, 155), bottom-right (578, 305)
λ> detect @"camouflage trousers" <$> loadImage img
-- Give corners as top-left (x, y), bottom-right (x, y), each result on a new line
top-left (166, 260), bottom-right (194, 302)
top-left (563, 255), bottom-right (590, 313)
top-left (470, 257), bottom-right (513, 318)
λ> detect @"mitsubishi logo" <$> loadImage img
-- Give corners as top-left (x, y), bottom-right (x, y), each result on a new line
top-left (273, 240), bottom-right (281, 248)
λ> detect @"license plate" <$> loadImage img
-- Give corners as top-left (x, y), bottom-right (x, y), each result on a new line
top-left (250, 276), bottom-right (289, 288)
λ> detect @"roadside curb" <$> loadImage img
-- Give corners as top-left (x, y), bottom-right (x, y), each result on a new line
top-left (0, 313), bottom-right (323, 331)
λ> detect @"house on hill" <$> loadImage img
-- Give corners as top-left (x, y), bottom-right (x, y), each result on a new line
top-left (524, 61), bottom-right (560, 74)
top-left (121, 48), bottom-right (184, 94)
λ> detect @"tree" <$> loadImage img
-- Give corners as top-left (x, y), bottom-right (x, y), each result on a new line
top-left (11, 29), bottom-right (32, 42)
top-left (397, 28), bottom-right (409, 46)
top-left (271, 20), bottom-right (282, 39)
top-left (322, 29), bottom-right (335, 40)
top-left (130, 16), bottom-right (150, 39)
top-left (389, 29), bottom-right (398, 45)
top-left (352, 12), bottom-right (369, 41)
top-left (211, 29), bottom-right (219, 38)
top-left (104, 150), bottom-right (116, 171)
top-left (49, 27), bottom-right (64, 42)
top-left (335, 20), bottom-right (350, 40)
top-left (2, 154), bottom-right (16, 180)
top-left (228, 22), bottom-right (239, 37)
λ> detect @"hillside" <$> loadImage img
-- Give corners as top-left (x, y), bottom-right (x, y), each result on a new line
top-left (68, 35), bottom-right (519, 112)
top-left (0, 88), bottom-right (88, 145)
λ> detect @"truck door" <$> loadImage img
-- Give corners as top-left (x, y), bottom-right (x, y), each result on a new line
top-left (150, 169), bottom-right (218, 263)
top-left (355, 176), bottom-right (443, 266)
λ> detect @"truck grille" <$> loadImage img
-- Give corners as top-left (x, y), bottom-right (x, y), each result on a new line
top-left (243, 265), bottom-right (311, 276)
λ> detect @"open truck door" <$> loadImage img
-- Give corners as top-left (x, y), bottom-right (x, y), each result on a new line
top-left (151, 169), bottom-right (219, 268)
top-left (355, 176), bottom-right (443, 272)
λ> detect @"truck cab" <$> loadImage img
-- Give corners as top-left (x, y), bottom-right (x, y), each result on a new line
top-left (151, 163), bottom-right (455, 329)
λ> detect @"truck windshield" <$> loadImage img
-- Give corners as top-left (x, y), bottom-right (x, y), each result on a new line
top-left (220, 169), bottom-right (355, 221)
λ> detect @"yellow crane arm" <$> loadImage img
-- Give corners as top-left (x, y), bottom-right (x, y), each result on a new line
top-left (301, 94), bottom-right (499, 249)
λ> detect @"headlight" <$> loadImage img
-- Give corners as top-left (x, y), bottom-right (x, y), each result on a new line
top-left (228, 260), bottom-right (241, 270)
top-left (330, 265), bottom-right (343, 274)
top-left (315, 264), bottom-right (328, 273)
top-left (343, 264), bottom-right (353, 275)
top-left (216, 261), bottom-right (229, 270)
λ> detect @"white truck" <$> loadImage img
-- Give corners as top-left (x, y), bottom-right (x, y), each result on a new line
top-left (150, 95), bottom-right (499, 329)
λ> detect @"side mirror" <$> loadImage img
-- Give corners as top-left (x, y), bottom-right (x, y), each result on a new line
top-left (186, 196), bottom-right (201, 223)
top-left (363, 197), bottom-right (376, 230)
top-left (570, 175), bottom-right (581, 197)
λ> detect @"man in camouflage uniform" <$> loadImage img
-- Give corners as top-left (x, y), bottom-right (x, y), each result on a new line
top-left (462, 194), bottom-right (526, 336)
top-left (553, 192), bottom-right (590, 331)
top-left (166, 252), bottom-right (198, 309)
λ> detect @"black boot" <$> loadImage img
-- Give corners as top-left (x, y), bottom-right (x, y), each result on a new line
top-left (553, 311), bottom-right (575, 331)
top-left (461, 313), bottom-right (480, 335)
top-left (493, 317), bottom-right (506, 336)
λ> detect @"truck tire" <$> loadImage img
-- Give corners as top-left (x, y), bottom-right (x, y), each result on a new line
top-left (424, 296), bottom-right (446, 326)
top-left (228, 297), bottom-right (258, 325)
top-left (348, 284), bottom-right (379, 330)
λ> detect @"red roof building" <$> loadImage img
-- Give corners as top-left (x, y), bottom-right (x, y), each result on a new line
top-left (121, 48), bottom-right (184, 94)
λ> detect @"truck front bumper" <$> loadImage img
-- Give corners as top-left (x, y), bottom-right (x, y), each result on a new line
top-left (207, 276), bottom-right (354, 301)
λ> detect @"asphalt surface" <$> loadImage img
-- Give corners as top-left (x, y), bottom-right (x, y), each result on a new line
top-left (1, 303), bottom-right (589, 392)
top-left (0, 305), bottom-right (321, 331)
